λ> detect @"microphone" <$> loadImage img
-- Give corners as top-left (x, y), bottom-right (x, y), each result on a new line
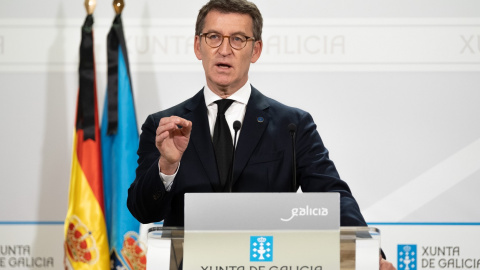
top-left (288, 123), bottom-right (297, 192)
top-left (228, 120), bottom-right (242, 192)
top-left (233, 120), bottom-right (242, 133)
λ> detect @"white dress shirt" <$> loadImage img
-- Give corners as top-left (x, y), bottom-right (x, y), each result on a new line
top-left (204, 81), bottom-right (250, 143)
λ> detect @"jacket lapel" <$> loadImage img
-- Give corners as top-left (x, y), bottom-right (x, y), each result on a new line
top-left (232, 87), bottom-right (270, 186)
top-left (184, 90), bottom-right (222, 192)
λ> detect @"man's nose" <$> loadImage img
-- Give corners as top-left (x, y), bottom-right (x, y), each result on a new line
top-left (218, 36), bottom-right (232, 55)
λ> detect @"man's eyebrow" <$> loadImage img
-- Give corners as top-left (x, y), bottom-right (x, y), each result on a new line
top-left (203, 29), bottom-right (250, 36)
top-left (231, 31), bottom-right (250, 36)
top-left (202, 29), bottom-right (219, 34)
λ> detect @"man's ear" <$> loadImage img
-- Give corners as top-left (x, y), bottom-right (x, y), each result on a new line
top-left (250, 40), bottom-right (263, 63)
top-left (194, 35), bottom-right (202, 60)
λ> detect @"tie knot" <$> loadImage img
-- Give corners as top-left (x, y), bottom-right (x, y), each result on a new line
top-left (215, 99), bottom-right (234, 114)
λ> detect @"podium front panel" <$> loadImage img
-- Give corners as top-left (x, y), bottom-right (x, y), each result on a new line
top-left (147, 227), bottom-right (380, 270)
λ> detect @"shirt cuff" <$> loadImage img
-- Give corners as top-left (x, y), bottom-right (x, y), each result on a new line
top-left (158, 162), bottom-right (179, 191)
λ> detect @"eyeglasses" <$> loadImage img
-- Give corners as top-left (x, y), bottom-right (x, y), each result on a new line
top-left (199, 32), bottom-right (255, 50)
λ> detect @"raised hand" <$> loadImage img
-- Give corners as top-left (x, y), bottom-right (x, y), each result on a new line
top-left (156, 116), bottom-right (192, 175)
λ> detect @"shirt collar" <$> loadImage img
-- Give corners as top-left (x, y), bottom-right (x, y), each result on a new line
top-left (204, 80), bottom-right (251, 107)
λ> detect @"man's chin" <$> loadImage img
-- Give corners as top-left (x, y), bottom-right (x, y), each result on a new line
top-left (208, 80), bottom-right (243, 96)
top-left (209, 77), bottom-right (233, 89)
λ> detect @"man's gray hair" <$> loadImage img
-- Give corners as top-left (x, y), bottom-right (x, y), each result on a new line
top-left (195, 0), bottom-right (263, 41)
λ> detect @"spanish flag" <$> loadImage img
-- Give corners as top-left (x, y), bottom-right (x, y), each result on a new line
top-left (64, 14), bottom-right (110, 269)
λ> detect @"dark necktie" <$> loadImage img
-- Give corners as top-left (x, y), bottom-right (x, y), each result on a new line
top-left (213, 99), bottom-right (235, 190)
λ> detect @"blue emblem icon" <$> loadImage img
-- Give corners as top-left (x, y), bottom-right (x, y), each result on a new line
top-left (250, 236), bottom-right (273, 262)
top-left (398, 244), bottom-right (417, 270)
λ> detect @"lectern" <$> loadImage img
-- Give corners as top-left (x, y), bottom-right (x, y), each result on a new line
top-left (146, 193), bottom-right (380, 269)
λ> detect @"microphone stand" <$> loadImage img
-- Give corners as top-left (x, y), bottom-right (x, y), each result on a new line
top-left (288, 123), bottom-right (297, 192)
top-left (228, 121), bottom-right (242, 192)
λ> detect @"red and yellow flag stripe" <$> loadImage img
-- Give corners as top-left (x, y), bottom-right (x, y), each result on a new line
top-left (64, 14), bottom-right (109, 270)
top-left (64, 129), bottom-right (109, 269)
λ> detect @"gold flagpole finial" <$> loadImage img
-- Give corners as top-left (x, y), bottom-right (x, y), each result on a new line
top-left (84, 0), bottom-right (96, 15)
top-left (113, 0), bottom-right (125, 15)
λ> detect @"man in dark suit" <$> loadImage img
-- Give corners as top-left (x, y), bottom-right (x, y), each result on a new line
top-left (127, 1), bottom-right (395, 269)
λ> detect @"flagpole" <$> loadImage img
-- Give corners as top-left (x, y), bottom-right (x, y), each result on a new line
top-left (85, 0), bottom-right (96, 15)
top-left (113, 0), bottom-right (124, 14)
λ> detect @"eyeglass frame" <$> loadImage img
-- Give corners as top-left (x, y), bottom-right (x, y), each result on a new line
top-left (199, 32), bottom-right (256, 50)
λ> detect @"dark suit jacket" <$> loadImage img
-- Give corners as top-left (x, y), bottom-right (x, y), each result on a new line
top-left (127, 86), bottom-right (367, 227)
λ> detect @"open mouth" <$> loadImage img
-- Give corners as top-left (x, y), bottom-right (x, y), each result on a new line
top-left (216, 63), bottom-right (232, 68)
